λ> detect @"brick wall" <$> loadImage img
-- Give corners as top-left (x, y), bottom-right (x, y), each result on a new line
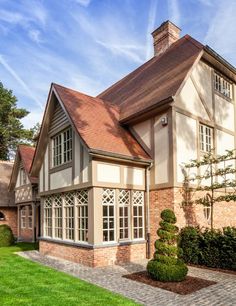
top-left (19, 228), bottom-right (34, 242)
top-left (0, 207), bottom-right (17, 236)
top-left (40, 240), bottom-right (146, 267)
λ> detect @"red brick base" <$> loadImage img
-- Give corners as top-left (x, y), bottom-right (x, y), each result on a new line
top-left (40, 240), bottom-right (146, 267)
top-left (0, 207), bottom-right (17, 236)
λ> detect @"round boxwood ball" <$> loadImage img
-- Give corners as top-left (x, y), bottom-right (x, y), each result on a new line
top-left (0, 224), bottom-right (14, 247)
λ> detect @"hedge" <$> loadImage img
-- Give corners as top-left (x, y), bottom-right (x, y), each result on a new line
top-left (0, 224), bottom-right (14, 247)
top-left (179, 226), bottom-right (236, 270)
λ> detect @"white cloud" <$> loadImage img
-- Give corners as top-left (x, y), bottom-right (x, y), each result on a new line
top-left (74, 0), bottom-right (91, 7)
top-left (0, 54), bottom-right (44, 110)
top-left (0, 9), bottom-right (24, 24)
top-left (146, 0), bottom-right (158, 60)
top-left (204, 1), bottom-right (236, 61)
top-left (167, 0), bottom-right (181, 26)
top-left (28, 29), bottom-right (43, 43)
top-left (21, 109), bottom-right (43, 129)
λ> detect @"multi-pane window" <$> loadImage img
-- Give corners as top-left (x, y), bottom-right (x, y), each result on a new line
top-left (19, 168), bottom-right (27, 186)
top-left (52, 128), bottom-right (72, 167)
top-left (132, 191), bottom-right (144, 239)
top-left (44, 197), bottom-right (52, 237)
top-left (118, 190), bottom-right (130, 240)
top-left (214, 72), bottom-right (232, 99)
top-left (199, 124), bottom-right (213, 153)
top-left (102, 189), bottom-right (115, 242)
top-left (53, 134), bottom-right (62, 167)
top-left (53, 195), bottom-right (63, 239)
top-left (28, 206), bottom-right (33, 229)
top-left (76, 190), bottom-right (88, 242)
top-left (63, 129), bottom-right (72, 163)
top-left (64, 193), bottom-right (74, 240)
top-left (21, 206), bottom-right (26, 229)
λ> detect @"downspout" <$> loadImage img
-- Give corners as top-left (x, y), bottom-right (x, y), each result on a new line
top-left (146, 162), bottom-right (153, 259)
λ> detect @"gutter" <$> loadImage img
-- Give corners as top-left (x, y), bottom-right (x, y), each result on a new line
top-left (146, 162), bottom-right (153, 259)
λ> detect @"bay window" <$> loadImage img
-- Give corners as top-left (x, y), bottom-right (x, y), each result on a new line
top-left (64, 193), bottom-right (74, 240)
top-left (132, 191), bottom-right (144, 239)
top-left (21, 206), bottom-right (26, 229)
top-left (53, 195), bottom-right (63, 239)
top-left (28, 206), bottom-right (33, 229)
top-left (76, 190), bottom-right (88, 242)
top-left (52, 127), bottom-right (72, 167)
top-left (118, 190), bottom-right (130, 240)
top-left (44, 197), bottom-right (52, 237)
top-left (102, 189), bottom-right (115, 242)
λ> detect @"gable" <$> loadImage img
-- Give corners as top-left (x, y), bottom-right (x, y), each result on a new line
top-left (49, 100), bottom-right (69, 136)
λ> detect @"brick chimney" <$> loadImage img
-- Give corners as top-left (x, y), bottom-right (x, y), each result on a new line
top-left (152, 20), bottom-right (181, 56)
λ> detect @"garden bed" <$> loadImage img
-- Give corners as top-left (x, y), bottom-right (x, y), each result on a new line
top-left (123, 271), bottom-right (217, 295)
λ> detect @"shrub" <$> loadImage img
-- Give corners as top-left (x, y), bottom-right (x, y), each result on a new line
top-left (179, 226), bottom-right (236, 270)
top-left (147, 209), bottom-right (188, 282)
top-left (0, 225), bottom-right (14, 247)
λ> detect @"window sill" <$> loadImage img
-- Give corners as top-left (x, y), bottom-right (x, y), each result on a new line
top-left (49, 161), bottom-right (72, 174)
top-left (214, 90), bottom-right (232, 103)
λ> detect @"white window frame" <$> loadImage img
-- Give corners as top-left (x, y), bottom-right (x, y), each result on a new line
top-left (203, 206), bottom-right (211, 224)
top-left (52, 127), bottom-right (72, 168)
top-left (75, 190), bottom-right (89, 243)
top-left (102, 189), bottom-right (116, 243)
top-left (132, 191), bottom-right (144, 240)
top-left (28, 206), bottom-right (33, 229)
top-left (64, 193), bottom-right (74, 241)
top-left (199, 124), bottom-right (213, 153)
top-left (118, 190), bottom-right (130, 241)
top-left (53, 195), bottom-right (63, 239)
top-left (21, 206), bottom-right (27, 229)
top-left (214, 72), bottom-right (232, 99)
top-left (44, 197), bottom-right (53, 237)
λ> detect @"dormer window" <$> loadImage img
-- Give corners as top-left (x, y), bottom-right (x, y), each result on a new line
top-left (20, 168), bottom-right (27, 185)
top-left (214, 72), bottom-right (232, 99)
top-left (52, 127), bottom-right (72, 167)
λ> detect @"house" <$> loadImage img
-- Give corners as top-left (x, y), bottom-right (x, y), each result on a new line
top-left (0, 161), bottom-right (16, 235)
top-left (9, 145), bottom-right (40, 242)
top-left (26, 20), bottom-right (236, 267)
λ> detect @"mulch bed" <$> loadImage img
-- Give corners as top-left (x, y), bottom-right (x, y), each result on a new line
top-left (123, 271), bottom-right (217, 295)
top-left (189, 264), bottom-right (236, 276)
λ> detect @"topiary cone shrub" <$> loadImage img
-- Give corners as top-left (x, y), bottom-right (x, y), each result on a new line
top-left (0, 224), bottom-right (14, 247)
top-left (147, 209), bottom-right (188, 282)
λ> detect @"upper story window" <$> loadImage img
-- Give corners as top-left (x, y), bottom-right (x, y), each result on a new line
top-left (214, 72), bottom-right (232, 99)
top-left (199, 124), bottom-right (213, 153)
top-left (19, 168), bottom-right (27, 185)
top-left (52, 128), bottom-right (72, 167)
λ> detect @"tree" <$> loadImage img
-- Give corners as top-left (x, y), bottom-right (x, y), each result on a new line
top-left (0, 82), bottom-right (34, 160)
top-left (147, 209), bottom-right (188, 282)
top-left (182, 150), bottom-right (236, 229)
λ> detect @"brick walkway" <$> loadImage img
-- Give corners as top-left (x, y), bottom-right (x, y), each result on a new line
top-left (18, 251), bottom-right (236, 306)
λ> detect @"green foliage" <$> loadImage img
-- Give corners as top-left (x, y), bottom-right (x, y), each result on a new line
top-left (147, 209), bottom-right (188, 282)
top-left (0, 224), bottom-right (14, 247)
top-left (179, 226), bottom-right (236, 270)
top-left (0, 82), bottom-right (34, 160)
top-left (147, 260), bottom-right (188, 282)
top-left (161, 209), bottom-right (177, 223)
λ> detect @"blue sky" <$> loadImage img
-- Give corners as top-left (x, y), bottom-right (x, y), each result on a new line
top-left (0, 0), bottom-right (236, 129)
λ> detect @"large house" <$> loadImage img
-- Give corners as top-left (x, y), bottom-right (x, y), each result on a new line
top-left (4, 20), bottom-right (236, 266)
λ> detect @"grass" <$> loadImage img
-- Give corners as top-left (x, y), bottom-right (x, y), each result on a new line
top-left (0, 243), bottom-right (138, 306)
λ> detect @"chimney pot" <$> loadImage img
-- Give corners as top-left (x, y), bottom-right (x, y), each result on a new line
top-left (152, 20), bottom-right (181, 56)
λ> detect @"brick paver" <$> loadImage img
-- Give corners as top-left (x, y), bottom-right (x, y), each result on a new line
top-left (18, 251), bottom-right (236, 306)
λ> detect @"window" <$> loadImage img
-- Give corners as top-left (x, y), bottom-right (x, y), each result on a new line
top-left (199, 124), bottom-right (213, 152)
top-left (118, 190), bottom-right (130, 240)
top-left (214, 72), bottom-right (232, 99)
top-left (204, 206), bottom-right (211, 224)
top-left (21, 207), bottom-right (26, 229)
top-left (19, 168), bottom-right (27, 186)
top-left (28, 206), bottom-right (33, 229)
top-left (44, 197), bottom-right (52, 237)
top-left (52, 128), bottom-right (72, 167)
top-left (75, 190), bottom-right (88, 242)
top-left (102, 189), bottom-right (115, 242)
top-left (53, 195), bottom-right (63, 239)
top-left (132, 191), bottom-right (144, 239)
top-left (0, 212), bottom-right (5, 221)
top-left (64, 193), bottom-right (74, 240)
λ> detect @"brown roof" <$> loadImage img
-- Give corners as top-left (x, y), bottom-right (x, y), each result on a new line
top-left (98, 35), bottom-right (204, 122)
top-left (0, 161), bottom-right (14, 207)
top-left (18, 145), bottom-right (37, 183)
top-left (53, 84), bottom-right (151, 161)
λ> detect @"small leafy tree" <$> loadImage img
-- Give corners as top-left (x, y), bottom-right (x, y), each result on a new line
top-left (147, 209), bottom-right (188, 282)
top-left (182, 150), bottom-right (236, 229)
top-left (0, 82), bottom-right (34, 160)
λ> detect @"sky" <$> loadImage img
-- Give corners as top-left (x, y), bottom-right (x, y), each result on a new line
top-left (0, 0), bottom-right (236, 129)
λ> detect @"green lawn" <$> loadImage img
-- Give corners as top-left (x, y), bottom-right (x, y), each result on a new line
top-left (0, 243), bottom-right (138, 306)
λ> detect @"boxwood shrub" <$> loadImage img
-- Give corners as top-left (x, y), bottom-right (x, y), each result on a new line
top-left (0, 224), bottom-right (14, 247)
top-left (179, 226), bottom-right (236, 270)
